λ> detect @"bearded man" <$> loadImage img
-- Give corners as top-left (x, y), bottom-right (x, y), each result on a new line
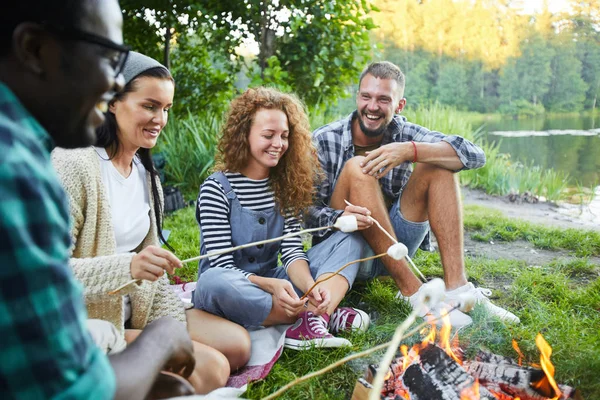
top-left (307, 61), bottom-right (519, 327)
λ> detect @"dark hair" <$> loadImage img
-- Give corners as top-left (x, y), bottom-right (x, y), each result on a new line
top-left (359, 61), bottom-right (406, 98)
top-left (95, 67), bottom-right (175, 251)
top-left (0, 0), bottom-right (85, 56)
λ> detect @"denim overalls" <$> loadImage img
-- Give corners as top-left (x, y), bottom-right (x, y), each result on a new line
top-left (193, 172), bottom-right (366, 328)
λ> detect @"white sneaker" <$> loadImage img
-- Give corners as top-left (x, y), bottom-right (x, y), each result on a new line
top-left (445, 282), bottom-right (520, 324)
top-left (396, 286), bottom-right (473, 328)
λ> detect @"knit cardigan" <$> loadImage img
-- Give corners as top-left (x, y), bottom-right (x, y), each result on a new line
top-left (51, 147), bottom-right (186, 337)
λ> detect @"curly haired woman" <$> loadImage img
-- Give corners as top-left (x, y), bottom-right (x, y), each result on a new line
top-left (193, 87), bottom-right (370, 350)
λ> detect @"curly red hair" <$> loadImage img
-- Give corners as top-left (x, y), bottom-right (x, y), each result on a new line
top-left (214, 87), bottom-right (319, 216)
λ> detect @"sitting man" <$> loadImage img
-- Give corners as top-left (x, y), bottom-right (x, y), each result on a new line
top-left (307, 61), bottom-right (519, 327)
top-left (0, 1), bottom-right (195, 398)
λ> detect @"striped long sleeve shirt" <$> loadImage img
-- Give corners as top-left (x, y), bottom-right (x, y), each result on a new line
top-left (198, 172), bottom-right (308, 277)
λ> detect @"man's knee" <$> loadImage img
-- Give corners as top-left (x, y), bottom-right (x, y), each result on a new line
top-left (340, 156), bottom-right (379, 184)
top-left (412, 163), bottom-right (457, 184)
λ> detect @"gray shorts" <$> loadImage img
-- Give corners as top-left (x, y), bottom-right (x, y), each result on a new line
top-left (356, 193), bottom-right (429, 280)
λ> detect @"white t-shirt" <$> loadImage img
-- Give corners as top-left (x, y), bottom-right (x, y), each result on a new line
top-left (95, 147), bottom-right (151, 323)
top-left (95, 147), bottom-right (151, 254)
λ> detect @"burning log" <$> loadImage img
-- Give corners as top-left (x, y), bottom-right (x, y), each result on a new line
top-left (417, 344), bottom-right (497, 400)
top-left (464, 351), bottom-right (582, 400)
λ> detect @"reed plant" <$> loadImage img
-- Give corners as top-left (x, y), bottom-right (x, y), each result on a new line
top-left (156, 112), bottom-right (222, 199)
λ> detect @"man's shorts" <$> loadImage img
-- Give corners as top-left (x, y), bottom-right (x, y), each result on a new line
top-left (356, 191), bottom-right (430, 281)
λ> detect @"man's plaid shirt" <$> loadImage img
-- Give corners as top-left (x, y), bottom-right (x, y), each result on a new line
top-left (0, 82), bottom-right (115, 398)
top-left (306, 111), bottom-right (486, 237)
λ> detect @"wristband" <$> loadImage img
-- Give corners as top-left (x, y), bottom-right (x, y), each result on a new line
top-left (411, 141), bottom-right (418, 163)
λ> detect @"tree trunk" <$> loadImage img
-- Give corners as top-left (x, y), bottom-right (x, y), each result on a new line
top-left (164, 19), bottom-right (171, 69)
top-left (258, 0), bottom-right (276, 78)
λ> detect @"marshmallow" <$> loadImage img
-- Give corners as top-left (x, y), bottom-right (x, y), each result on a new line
top-left (456, 293), bottom-right (477, 313)
top-left (333, 215), bottom-right (358, 232)
top-left (386, 242), bottom-right (409, 260)
top-left (417, 278), bottom-right (446, 308)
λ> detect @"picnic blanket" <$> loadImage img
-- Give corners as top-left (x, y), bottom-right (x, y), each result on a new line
top-left (170, 282), bottom-right (288, 391)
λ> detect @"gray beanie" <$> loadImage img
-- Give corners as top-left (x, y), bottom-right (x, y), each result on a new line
top-left (122, 51), bottom-right (169, 85)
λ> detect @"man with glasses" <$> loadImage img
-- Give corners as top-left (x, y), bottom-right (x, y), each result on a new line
top-left (0, 1), bottom-right (196, 398)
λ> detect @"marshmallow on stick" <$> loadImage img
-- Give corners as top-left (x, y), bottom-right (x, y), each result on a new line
top-left (344, 199), bottom-right (427, 283)
top-left (108, 216), bottom-right (359, 295)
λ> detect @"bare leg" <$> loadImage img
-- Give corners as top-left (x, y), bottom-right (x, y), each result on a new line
top-left (305, 273), bottom-right (349, 316)
top-left (125, 329), bottom-right (229, 394)
top-left (330, 157), bottom-right (422, 296)
top-left (400, 163), bottom-right (467, 290)
top-left (185, 309), bottom-right (251, 371)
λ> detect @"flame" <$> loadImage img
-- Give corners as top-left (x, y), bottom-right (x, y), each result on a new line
top-left (439, 308), bottom-right (462, 365)
top-left (401, 345), bottom-right (410, 370)
top-left (531, 333), bottom-right (562, 400)
top-left (459, 379), bottom-right (481, 400)
top-left (512, 339), bottom-right (525, 366)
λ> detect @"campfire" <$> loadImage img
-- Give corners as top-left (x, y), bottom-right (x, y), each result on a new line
top-left (353, 313), bottom-right (581, 400)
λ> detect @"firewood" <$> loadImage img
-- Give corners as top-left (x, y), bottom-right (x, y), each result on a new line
top-left (419, 344), bottom-right (497, 400)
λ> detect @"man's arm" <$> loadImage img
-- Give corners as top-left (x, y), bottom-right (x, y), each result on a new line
top-left (109, 317), bottom-right (195, 400)
top-left (361, 124), bottom-right (486, 177)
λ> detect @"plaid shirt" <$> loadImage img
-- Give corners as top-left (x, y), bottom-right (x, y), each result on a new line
top-left (306, 111), bottom-right (486, 237)
top-left (0, 82), bottom-right (115, 399)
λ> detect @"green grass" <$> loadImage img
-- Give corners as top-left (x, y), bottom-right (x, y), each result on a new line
top-left (164, 205), bottom-right (600, 399)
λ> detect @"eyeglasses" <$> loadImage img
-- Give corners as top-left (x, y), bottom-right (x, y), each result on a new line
top-left (43, 23), bottom-right (130, 78)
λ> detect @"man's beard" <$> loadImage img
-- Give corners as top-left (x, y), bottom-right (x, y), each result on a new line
top-left (357, 112), bottom-right (390, 137)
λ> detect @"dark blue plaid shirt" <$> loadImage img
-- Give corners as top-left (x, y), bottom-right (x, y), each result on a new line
top-left (306, 111), bottom-right (486, 237)
top-left (0, 82), bottom-right (115, 399)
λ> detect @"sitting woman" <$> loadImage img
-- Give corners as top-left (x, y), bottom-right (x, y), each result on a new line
top-left (52, 51), bottom-right (250, 393)
top-left (193, 87), bottom-right (369, 350)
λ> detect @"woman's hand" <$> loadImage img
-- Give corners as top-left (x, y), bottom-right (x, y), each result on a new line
top-left (305, 283), bottom-right (331, 316)
top-left (269, 278), bottom-right (306, 317)
top-left (131, 245), bottom-right (182, 282)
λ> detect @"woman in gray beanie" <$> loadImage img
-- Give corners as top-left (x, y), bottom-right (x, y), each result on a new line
top-left (52, 51), bottom-right (251, 394)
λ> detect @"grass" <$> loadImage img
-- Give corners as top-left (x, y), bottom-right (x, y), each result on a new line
top-left (164, 204), bottom-right (600, 399)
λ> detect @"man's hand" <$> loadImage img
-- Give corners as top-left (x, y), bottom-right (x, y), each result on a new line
top-left (268, 278), bottom-right (306, 317)
top-left (131, 245), bottom-right (182, 281)
top-left (360, 142), bottom-right (412, 178)
top-left (305, 283), bottom-right (330, 316)
top-left (146, 317), bottom-right (195, 378)
top-left (340, 204), bottom-right (373, 231)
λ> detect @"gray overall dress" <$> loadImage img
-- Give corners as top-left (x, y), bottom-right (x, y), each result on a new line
top-left (193, 171), bottom-right (366, 328)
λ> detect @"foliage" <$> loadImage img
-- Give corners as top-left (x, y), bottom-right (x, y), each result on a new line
top-left (164, 205), bottom-right (600, 399)
top-left (497, 99), bottom-right (545, 117)
top-left (155, 112), bottom-right (221, 200)
top-left (197, 0), bottom-right (377, 110)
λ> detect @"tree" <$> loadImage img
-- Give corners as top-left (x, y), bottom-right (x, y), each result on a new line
top-left (434, 61), bottom-right (469, 110)
top-left (197, 0), bottom-right (377, 109)
top-left (545, 37), bottom-right (588, 112)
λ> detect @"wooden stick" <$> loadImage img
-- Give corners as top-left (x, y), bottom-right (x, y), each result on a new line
top-left (344, 199), bottom-right (427, 283)
top-left (299, 253), bottom-right (387, 301)
top-left (108, 225), bottom-right (334, 295)
top-left (181, 225), bottom-right (331, 264)
top-left (261, 312), bottom-right (449, 400)
top-left (369, 308), bottom-right (421, 400)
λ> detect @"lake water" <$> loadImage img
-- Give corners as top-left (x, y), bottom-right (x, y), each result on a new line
top-left (474, 114), bottom-right (600, 187)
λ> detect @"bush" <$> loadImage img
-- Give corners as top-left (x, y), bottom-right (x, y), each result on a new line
top-left (498, 99), bottom-right (545, 118)
top-left (156, 112), bottom-right (221, 200)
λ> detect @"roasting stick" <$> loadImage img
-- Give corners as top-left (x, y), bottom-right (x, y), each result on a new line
top-left (108, 216), bottom-right (359, 295)
top-left (344, 199), bottom-right (427, 283)
top-left (261, 294), bottom-right (476, 400)
top-left (299, 253), bottom-right (387, 301)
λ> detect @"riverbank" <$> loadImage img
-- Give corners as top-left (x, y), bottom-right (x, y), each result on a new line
top-left (462, 187), bottom-right (600, 233)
